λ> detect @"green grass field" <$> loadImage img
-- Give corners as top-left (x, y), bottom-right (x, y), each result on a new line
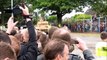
top-left (71, 32), bottom-right (100, 37)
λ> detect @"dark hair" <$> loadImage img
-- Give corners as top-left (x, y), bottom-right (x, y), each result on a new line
top-left (10, 30), bottom-right (17, 36)
top-left (101, 31), bottom-right (107, 40)
top-left (0, 31), bottom-right (11, 44)
top-left (0, 42), bottom-right (16, 60)
top-left (43, 39), bottom-right (69, 60)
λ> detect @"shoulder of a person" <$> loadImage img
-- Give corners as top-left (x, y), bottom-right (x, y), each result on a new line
top-left (69, 54), bottom-right (82, 60)
top-left (37, 54), bottom-right (45, 60)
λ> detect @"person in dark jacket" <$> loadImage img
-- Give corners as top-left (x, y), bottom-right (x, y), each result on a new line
top-left (17, 5), bottom-right (38, 60)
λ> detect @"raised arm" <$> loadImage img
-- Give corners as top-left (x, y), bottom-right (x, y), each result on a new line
top-left (19, 5), bottom-right (36, 42)
top-left (17, 5), bottom-right (38, 60)
top-left (6, 16), bottom-right (18, 35)
top-left (75, 37), bottom-right (95, 60)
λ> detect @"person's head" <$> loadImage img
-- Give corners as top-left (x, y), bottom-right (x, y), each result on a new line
top-left (9, 35), bottom-right (20, 56)
top-left (0, 31), bottom-right (11, 44)
top-left (51, 28), bottom-right (76, 45)
top-left (44, 39), bottom-right (69, 60)
top-left (36, 31), bottom-right (48, 52)
top-left (14, 33), bottom-right (23, 43)
top-left (100, 31), bottom-right (107, 42)
top-left (0, 42), bottom-right (17, 60)
top-left (51, 28), bottom-right (78, 52)
top-left (48, 26), bottom-right (59, 39)
top-left (20, 28), bottom-right (38, 43)
top-left (20, 29), bottom-right (29, 43)
top-left (62, 25), bottom-right (69, 30)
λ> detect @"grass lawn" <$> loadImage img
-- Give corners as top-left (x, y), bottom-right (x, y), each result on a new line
top-left (71, 32), bottom-right (101, 57)
top-left (71, 32), bottom-right (100, 37)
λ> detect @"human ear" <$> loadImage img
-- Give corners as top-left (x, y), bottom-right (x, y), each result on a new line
top-left (56, 54), bottom-right (63, 60)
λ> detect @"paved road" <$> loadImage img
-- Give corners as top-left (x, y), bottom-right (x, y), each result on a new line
top-left (71, 33), bottom-right (101, 58)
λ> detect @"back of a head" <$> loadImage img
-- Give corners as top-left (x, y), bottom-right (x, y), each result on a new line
top-left (9, 35), bottom-right (20, 56)
top-left (101, 31), bottom-right (107, 40)
top-left (39, 31), bottom-right (48, 49)
top-left (43, 39), bottom-right (69, 60)
top-left (20, 29), bottom-right (29, 43)
top-left (0, 31), bottom-right (11, 44)
top-left (48, 26), bottom-right (59, 39)
top-left (37, 31), bottom-right (48, 52)
top-left (51, 28), bottom-right (75, 45)
top-left (14, 33), bottom-right (23, 43)
top-left (0, 42), bottom-right (16, 60)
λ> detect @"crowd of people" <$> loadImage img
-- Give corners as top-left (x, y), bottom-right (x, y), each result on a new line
top-left (63, 21), bottom-right (105, 32)
top-left (1, 5), bottom-right (106, 60)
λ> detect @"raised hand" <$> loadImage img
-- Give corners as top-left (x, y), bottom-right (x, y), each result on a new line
top-left (6, 16), bottom-right (18, 34)
top-left (75, 37), bottom-right (88, 51)
top-left (19, 5), bottom-right (29, 15)
top-left (19, 5), bottom-right (31, 22)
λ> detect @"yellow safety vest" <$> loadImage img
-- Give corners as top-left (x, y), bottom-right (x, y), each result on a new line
top-left (96, 42), bottom-right (107, 60)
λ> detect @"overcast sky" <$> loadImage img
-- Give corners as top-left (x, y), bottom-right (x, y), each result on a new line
top-left (62, 7), bottom-right (89, 20)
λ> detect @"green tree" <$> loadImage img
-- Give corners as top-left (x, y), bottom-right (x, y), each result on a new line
top-left (88, 0), bottom-right (107, 16)
top-left (47, 15), bottom-right (57, 23)
top-left (71, 14), bottom-right (91, 22)
top-left (0, 0), bottom-right (22, 25)
top-left (0, 0), bottom-right (10, 25)
top-left (27, 0), bottom-right (90, 24)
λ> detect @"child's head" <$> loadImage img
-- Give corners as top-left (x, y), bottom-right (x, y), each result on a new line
top-left (100, 31), bottom-right (107, 42)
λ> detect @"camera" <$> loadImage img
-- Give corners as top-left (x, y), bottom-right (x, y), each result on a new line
top-left (13, 5), bottom-right (22, 15)
top-left (13, 3), bottom-right (25, 15)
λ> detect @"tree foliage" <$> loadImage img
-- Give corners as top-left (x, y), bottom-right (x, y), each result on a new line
top-left (89, 0), bottom-right (107, 16)
top-left (0, 0), bottom-right (22, 10)
top-left (47, 15), bottom-right (57, 23)
top-left (72, 14), bottom-right (91, 20)
top-left (0, 0), bottom-right (10, 9)
top-left (27, 0), bottom-right (90, 24)
top-left (63, 14), bottom-right (91, 24)
top-left (27, 0), bottom-right (107, 23)
top-left (1, 0), bottom-right (107, 25)
top-left (0, 0), bottom-right (22, 25)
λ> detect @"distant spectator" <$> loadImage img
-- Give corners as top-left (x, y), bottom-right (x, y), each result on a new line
top-left (100, 31), bottom-right (107, 41)
top-left (96, 31), bottom-right (107, 60)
